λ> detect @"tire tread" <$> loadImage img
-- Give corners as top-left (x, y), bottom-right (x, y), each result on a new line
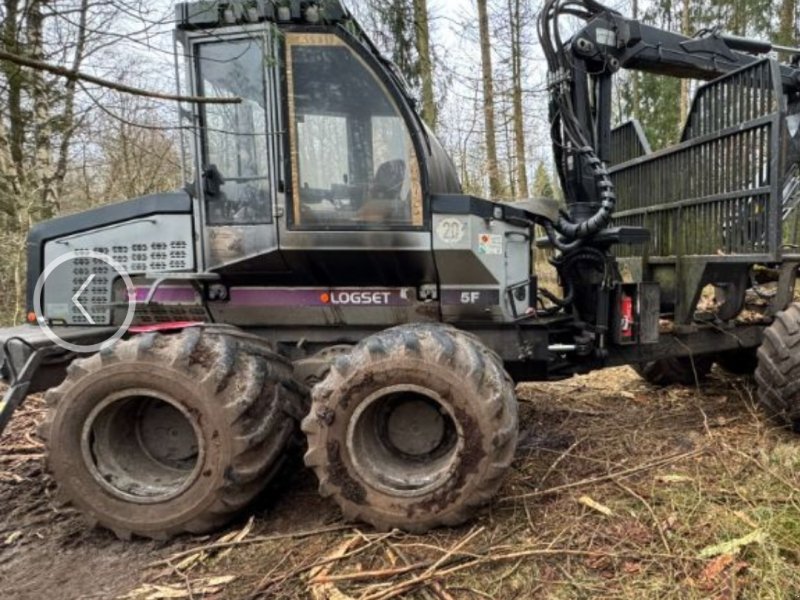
top-left (43, 327), bottom-right (308, 540)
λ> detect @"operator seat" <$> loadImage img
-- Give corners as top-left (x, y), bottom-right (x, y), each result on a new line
top-left (357, 159), bottom-right (407, 223)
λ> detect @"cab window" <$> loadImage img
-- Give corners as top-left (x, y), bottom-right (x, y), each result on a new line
top-left (286, 33), bottom-right (423, 228)
top-left (197, 39), bottom-right (272, 225)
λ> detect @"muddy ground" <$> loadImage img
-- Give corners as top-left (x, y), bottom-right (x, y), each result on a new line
top-left (3, 367), bottom-right (800, 599)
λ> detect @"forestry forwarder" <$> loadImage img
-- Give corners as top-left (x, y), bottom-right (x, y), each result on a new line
top-left (1, 0), bottom-right (799, 539)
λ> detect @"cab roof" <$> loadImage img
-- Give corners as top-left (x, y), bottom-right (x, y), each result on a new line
top-left (175, 0), bottom-right (349, 30)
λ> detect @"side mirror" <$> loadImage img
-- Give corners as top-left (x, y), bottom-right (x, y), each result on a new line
top-left (203, 164), bottom-right (225, 197)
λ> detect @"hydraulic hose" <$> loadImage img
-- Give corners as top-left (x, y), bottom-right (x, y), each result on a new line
top-left (538, 0), bottom-right (618, 242)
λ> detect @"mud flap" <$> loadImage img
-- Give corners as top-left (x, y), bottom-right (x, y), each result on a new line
top-left (0, 340), bottom-right (50, 434)
top-left (0, 325), bottom-right (116, 436)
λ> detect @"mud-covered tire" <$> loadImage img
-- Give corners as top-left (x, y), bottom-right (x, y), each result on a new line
top-left (40, 328), bottom-right (307, 540)
top-left (635, 356), bottom-right (713, 386)
top-left (302, 324), bottom-right (518, 533)
top-left (716, 348), bottom-right (759, 375)
top-left (756, 304), bottom-right (800, 430)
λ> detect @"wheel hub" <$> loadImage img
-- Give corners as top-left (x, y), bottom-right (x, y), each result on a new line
top-left (138, 401), bottom-right (198, 465)
top-left (81, 390), bottom-right (203, 504)
top-left (385, 398), bottom-right (446, 456)
top-left (347, 385), bottom-right (461, 497)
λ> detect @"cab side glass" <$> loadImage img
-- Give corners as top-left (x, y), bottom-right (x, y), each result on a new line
top-left (197, 39), bottom-right (272, 225)
top-left (287, 34), bottom-right (423, 229)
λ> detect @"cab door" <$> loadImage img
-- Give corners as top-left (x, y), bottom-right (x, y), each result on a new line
top-left (277, 31), bottom-right (435, 289)
top-left (192, 30), bottom-right (286, 273)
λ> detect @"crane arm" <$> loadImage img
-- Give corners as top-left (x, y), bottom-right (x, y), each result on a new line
top-left (540, 0), bottom-right (800, 246)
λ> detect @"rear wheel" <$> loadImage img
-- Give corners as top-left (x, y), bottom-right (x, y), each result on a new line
top-left (756, 304), bottom-right (800, 430)
top-left (40, 328), bottom-right (307, 540)
top-left (635, 356), bottom-right (713, 386)
top-left (716, 348), bottom-right (759, 375)
top-left (302, 324), bottom-right (518, 532)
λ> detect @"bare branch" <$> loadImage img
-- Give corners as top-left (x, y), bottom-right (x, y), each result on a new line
top-left (0, 48), bottom-right (240, 104)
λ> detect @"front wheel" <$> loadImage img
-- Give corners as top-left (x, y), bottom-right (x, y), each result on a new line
top-left (40, 328), bottom-right (307, 540)
top-left (302, 324), bottom-right (518, 533)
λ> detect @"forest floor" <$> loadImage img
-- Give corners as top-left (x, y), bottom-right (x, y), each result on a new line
top-left (3, 366), bottom-right (800, 599)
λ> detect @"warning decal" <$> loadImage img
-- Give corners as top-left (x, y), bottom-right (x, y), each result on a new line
top-left (478, 234), bottom-right (503, 255)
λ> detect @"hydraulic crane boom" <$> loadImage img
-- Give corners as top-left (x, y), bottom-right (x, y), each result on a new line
top-left (540, 0), bottom-right (800, 243)
top-left (577, 12), bottom-right (800, 84)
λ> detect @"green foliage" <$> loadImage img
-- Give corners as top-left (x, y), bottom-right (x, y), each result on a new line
top-left (532, 162), bottom-right (555, 199)
top-left (362, 0), bottom-right (421, 91)
top-left (618, 0), bottom-right (777, 150)
top-left (627, 73), bottom-right (683, 150)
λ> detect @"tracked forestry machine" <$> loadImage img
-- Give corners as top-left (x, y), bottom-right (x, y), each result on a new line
top-left (2, 0), bottom-right (800, 539)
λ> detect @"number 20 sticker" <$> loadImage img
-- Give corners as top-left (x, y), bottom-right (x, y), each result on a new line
top-left (436, 218), bottom-right (466, 244)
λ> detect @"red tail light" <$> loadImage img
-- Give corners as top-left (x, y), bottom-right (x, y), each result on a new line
top-left (620, 294), bottom-right (634, 340)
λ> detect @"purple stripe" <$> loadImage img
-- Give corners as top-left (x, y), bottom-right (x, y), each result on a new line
top-left (132, 287), bottom-right (199, 303)
top-left (229, 288), bottom-right (412, 307)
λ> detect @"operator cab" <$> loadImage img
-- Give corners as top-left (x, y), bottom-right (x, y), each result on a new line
top-left (175, 0), bottom-right (460, 287)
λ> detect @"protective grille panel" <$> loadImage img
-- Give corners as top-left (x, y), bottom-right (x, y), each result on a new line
top-left (610, 59), bottom-right (786, 260)
top-left (609, 120), bottom-right (651, 166)
top-left (66, 242), bottom-right (191, 325)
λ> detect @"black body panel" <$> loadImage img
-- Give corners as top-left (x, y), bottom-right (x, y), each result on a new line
top-left (278, 249), bottom-right (437, 287)
top-left (424, 124), bottom-right (462, 196)
top-left (432, 195), bottom-right (533, 225)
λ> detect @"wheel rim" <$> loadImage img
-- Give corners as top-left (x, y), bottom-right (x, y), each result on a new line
top-left (81, 389), bottom-right (204, 504)
top-left (346, 384), bottom-right (462, 497)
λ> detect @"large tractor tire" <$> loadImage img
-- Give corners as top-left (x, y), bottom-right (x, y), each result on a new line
top-left (716, 348), bottom-right (759, 376)
top-left (756, 304), bottom-right (800, 430)
top-left (635, 356), bottom-right (714, 386)
top-left (40, 328), bottom-right (307, 540)
top-left (302, 324), bottom-right (518, 533)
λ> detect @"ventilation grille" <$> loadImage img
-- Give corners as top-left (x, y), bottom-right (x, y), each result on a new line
top-left (105, 240), bottom-right (190, 273)
top-left (68, 240), bottom-right (190, 325)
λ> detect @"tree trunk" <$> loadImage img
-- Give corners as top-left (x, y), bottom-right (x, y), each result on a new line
top-left (2, 0), bottom-right (24, 178)
top-left (509, 0), bottom-right (528, 198)
top-left (476, 0), bottom-right (501, 198)
top-left (53, 0), bottom-right (90, 202)
top-left (27, 0), bottom-right (59, 219)
top-left (777, 0), bottom-right (798, 61)
top-left (679, 0), bottom-right (691, 128)
top-left (631, 0), bottom-right (639, 121)
top-left (412, 0), bottom-right (436, 130)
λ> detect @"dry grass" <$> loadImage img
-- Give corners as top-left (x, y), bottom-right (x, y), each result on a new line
top-left (106, 368), bottom-right (800, 599)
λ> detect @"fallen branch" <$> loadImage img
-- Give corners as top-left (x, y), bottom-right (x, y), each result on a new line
top-left (312, 560), bottom-right (431, 584)
top-left (612, 478), bottom-right (671, 554)
top-left (313, 545), bottom-right (701, 599)
top-left (0, 454), bottom-right (45, 462)
top-left (363, 528), bottom-right (484, 600)
top-left (308, 536), bottom-right (360, 600)
top-left (505, 449), bottom-right (704, 501)
top-left (148, 524), bottom-right (352, 568)
top-left (1, 444), bottom-right (44, 453)
top-left (252, 531), bottom-right (395, 597)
